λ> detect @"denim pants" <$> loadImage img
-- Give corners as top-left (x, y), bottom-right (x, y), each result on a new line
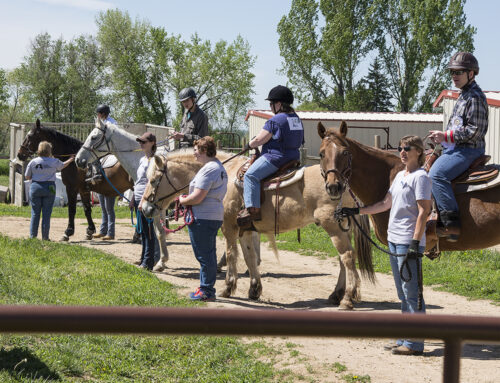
top-left (30, 181), bottom-right (56, 240)
top-left (429, 146), bottom-right (484, 213)
top-left (243, 156), bottom-right (278, 208)
top-left (97, 194), bottom-right (116, 237)
top-left (188, 219), bottom-right (223, 296)
top-left (134, 201), bottom-right (158, 270)
top-left (389, 242), bottom-right (426, 352)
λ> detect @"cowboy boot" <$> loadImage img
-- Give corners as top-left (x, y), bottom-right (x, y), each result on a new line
top-left (237, 207), bottom-right (262, 228)
top-left (436, 210), bottom-right (461, 242)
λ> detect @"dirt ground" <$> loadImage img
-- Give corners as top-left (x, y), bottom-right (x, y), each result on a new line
top-left (2, 216), bottom-right (499, 383)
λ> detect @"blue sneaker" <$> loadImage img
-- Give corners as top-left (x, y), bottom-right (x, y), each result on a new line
top-left (189, 288), bottom-right (215, 302)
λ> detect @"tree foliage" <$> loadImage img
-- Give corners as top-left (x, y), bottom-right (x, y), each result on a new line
top-left (372, 0), bottom-right (475, 112)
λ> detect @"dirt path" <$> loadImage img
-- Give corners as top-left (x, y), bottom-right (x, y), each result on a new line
top-left (2, 217), bottom-right (499, 383)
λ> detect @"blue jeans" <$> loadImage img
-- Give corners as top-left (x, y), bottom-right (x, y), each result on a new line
top-left (429, 146), bottom-right (484, 213)
top-left (98, 194), bottom-right (116, 237)
top-left (188, 219), bottom-right (223, 296)
top-left (30, 181), bottom-right (56, 240)
top-left (243, 156), bottom-right (278, 208)
top-left (134, 202), bottom-right (158, 270)
top-left (389, 242), bottom-right (426, 352)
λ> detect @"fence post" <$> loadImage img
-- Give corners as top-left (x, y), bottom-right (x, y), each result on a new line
top-left (300, 147), bottom-right (307, 166)
top-left (242, 137), bottom-right (247, 151)
top-left (216, 140), bottom-right (222, 150)
top-left (443, 339), bottom-right (462, 383)
top-left (374, 135), bottom-right (381, 149)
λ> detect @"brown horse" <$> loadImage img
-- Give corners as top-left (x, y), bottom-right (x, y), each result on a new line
top-left (17, 119), bottom-right (133, 241)
top-left (142, 149), bottom-right (374, 309)
top-left (317, 121), bottom-right (500, 252)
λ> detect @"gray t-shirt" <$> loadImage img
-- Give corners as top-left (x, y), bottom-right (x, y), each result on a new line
top-left (387, 168), bottom-right (432, 246)
top-left (134, 156), bottom-right (151, 203)
top-left (189, 159), bottom-right (227, 221)
top-left (25, 157), bottom-right (64, 182)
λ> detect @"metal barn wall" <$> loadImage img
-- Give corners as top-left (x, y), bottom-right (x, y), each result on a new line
top-left (441, 99), bottom-right (500, 164)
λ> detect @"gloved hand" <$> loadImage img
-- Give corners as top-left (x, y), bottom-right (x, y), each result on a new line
top-left (407, 239), bottom-right (421, 257)
top-left (243, 142), bottom-right (252, 152)
top-left (339, 207), bottom-right (359, 217)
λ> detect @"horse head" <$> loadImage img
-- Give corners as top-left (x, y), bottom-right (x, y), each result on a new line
top-left (317, 121), bottom-right (352, 200)
top-left (17, 119), bottom-right (45, 161)
top-left (75, 118), bottom-right (111, 169)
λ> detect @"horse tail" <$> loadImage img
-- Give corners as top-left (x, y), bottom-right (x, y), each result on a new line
top-left (354, 215), bottom-right (375, 283)
top-left (265, 234), bottom-right (280, 264)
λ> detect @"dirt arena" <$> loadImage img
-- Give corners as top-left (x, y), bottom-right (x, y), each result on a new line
top-left (2, 216), bottom-right (499, 383)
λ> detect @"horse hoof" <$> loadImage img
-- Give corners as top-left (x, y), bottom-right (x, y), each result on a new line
top-left (85, 234), bottom-right (93, 240)
top-left (61, 235), bottom-right (69, 242)
top-left (339, 300), bottom-right (354, 311)
top-left (328, 293), bottom-right (342, 306)
top-left (219, 288), bottom-right (231, 298)
top-left (248, 281), bottom-right (262, 301)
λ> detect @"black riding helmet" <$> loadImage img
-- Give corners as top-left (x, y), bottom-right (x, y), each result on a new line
top-left (266, 85), bottom-right (294, 105)
top-left (178, 87), bottom-right (197, 102)
top-left (447, 52), bottom-right (479, 75)
top-left (96, 104), bottom-right (110, 116)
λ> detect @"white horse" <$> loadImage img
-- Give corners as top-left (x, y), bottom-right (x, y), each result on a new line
top-left (75, 119), bottom-right (170, 269)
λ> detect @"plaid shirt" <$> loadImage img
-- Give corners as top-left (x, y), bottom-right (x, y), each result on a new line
top-left (445, 81), bottom-right (488, 148)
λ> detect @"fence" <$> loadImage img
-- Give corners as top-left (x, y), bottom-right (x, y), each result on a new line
top-left (0, 305), bottom-right (498, 383)
top-left (8, 121), bottom-right (174, 206)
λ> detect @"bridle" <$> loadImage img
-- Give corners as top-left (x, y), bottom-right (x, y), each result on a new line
top-left (146, 158), bottom-right (187, 210)
top-left (81, 122), bottom-right (114, 162)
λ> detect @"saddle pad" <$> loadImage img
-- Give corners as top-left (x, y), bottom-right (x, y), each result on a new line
top-left (100, 154), bottom-right (118, 169)
top-left (454, 165), bottom-right (500, 194)
top-left (234, 166), bottom-right (305, 191)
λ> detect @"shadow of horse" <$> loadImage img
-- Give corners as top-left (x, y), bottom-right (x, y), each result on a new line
top-left (0, 347), bottom-right (60, 381)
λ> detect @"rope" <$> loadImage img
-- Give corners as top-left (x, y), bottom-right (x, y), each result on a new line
top-left (161, 197), bottom-right (194, 234)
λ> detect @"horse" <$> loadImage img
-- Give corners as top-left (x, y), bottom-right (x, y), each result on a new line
top-left (142, 149), bottom-right (375, 310)
top-left (17, 119), bottom-right (133, 241)
top-left (317, 120), bottom-right (500, 253)
top-left (74, 118), bottom-right (171, 269)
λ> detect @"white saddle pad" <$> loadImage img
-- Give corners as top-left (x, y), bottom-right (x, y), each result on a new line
top-left (100, 154), bottom-right (118, 169)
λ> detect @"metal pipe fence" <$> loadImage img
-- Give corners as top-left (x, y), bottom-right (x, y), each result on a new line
top-left (0, 305), bottom-right (498, 383)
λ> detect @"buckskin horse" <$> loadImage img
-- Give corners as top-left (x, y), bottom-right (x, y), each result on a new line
top-left (317, 121), bottom-right (500, 254)
top-left (142, 149), bottom-right (374, 310)
top-left (17, 119), bottom-right (133, 241)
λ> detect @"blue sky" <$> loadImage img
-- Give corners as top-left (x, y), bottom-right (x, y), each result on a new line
top-left (0, 0), bottom-right (498, 111)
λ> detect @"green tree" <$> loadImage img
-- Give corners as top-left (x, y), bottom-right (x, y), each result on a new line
top-left (277, 0), bottom-right (374, 110)
top-left (364, 57), bottom-right (393, 112)
top-left (372, 0), bottom-right (475, 112)
top-left (0, 69), bottom-right (8, 115)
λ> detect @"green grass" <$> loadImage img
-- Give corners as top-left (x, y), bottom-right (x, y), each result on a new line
top-left (0, 159), bottom-right (8, 187)
top-left (0, 203), bottom-right (133, 219)
top-left (0, 234), bottom-right (281, 382)
top-left (266, 223), bottom-right (499, 302)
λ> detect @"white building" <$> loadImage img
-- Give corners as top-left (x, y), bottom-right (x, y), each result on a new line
top-left (245, 110), bottom-right (443, 163)
top-left (433, 90), bottom-right (500, 164)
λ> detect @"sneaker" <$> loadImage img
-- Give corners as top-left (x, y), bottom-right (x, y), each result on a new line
top-left (383, 341), bottom-right (400, 351)
top-left (189, 288), bottom-right (216, 302)
top-left (391, 345), bottom-right (423, 356)
top-left (102, 235), bottom-right (114, 240)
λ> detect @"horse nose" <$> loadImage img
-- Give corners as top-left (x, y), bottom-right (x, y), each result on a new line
top-left (325, 181), bottom-right (342, 198)
top-left (76, 157), bottom-right (86, 168)
top-left (143, 203), bottom-right (154, 218)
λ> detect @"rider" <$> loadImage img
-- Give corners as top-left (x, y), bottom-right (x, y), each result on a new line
top-left (92, 104), bottom-right (118, 240)
top-left (429, 52), bottom-right (488, 241)
top-left (172, 87), bottom-right (208, 148)
top-left (237, 85), bottom-right (304, 227)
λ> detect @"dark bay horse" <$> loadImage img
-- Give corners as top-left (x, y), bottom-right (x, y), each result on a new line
top-left (17, 119), bottom-right (133, 241)
top-left (317, 121), bottom-right (500, 253)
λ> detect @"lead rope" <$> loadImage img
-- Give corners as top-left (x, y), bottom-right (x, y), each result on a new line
top-left (161, 196), bottom-right (194, 234)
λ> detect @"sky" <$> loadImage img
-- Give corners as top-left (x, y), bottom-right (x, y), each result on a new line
top-left (1, 0), bottom-right (499, 112)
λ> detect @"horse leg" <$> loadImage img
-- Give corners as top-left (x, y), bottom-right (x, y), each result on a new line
top-left (220, 225), bottom-right (239, 298)
top-left (61, 191), bottom-right (77, 241)
top-left (153, 213), bottom-right (169, 271)
top-left (239, 231), bottom-right (262, 300)
top-left (217, 252), bottom-right (227, 273)
top-left (323, 223), bottom-right (360, 310)
top-left (80, 192), bottom-right (95, 240)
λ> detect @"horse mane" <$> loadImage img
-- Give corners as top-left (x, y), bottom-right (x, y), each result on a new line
top-left (38, 125), bottom-right (83, 153)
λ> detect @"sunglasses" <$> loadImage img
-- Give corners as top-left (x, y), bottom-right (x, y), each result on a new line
top-left (397, 145), bottom-right (413, 152)
top-left (449, 70), bottom-right (465, 76)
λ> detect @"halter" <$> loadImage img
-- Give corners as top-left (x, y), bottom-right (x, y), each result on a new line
top-left (147, 157), bottom-right (187, 210)
top-left (81, 122), bottom-right (114, 162)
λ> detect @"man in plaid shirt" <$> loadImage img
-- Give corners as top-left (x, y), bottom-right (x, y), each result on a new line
top-left (429, 52), bottom-right (488, 241)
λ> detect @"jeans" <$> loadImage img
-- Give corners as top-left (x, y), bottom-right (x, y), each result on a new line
top-left (429, 146), bottom-right (484, 213)
top-left (389, 242), bottom-right (426, 352)
top-left (243, 156), bottom-right (278, 208)
top-left (134, 202), bottom-right (158, 270)
top-left (30, 181), bottom-right (56, 240)
top-left (97, 194), bottom-right (116, 237)
top-left (188, 219), bottom-right (223, 296)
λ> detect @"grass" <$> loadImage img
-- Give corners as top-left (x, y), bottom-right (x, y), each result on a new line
top-left (0, 234), bottom-right (282, 382)
top-left (266, 223), bottom-right (500, 303)
top-left (0, 203), bottom-right (133, 220)
top-left (0, 159), bottom-right (8, 187)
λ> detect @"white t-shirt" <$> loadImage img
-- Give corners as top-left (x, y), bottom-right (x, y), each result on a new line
top-left (25, 157), bottom-right (64, 182)
top-left (134, 156), bottom-right (151, 203)
top-left (387, 168), bottom-right (432, 246)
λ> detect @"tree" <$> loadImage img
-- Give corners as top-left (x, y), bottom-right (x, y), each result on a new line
top-left (277, 0), bottom-right (375, 110)
top-left (372, 0), bottom-right (475, 112)
top-left (0, 69), bottom-right (8, 115)
top-left (364, 57), bottom-right (393, 112)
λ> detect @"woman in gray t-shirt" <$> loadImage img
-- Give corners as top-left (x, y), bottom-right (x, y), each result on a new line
top-left (341, 135), bottom-right (431, 356)
top-left (179, 137), bottom-right (227, 301)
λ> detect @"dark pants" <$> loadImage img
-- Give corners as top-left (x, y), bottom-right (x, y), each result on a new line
top-left (134, 201), bottom-right (158, 270)
top-left (188, 219), bottom-right (223, 296)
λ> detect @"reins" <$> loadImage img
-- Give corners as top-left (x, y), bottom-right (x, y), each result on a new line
top-left (161, 197), bottom-right (194, 234)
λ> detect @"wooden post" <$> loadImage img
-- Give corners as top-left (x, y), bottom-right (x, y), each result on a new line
top-left (242, 137), bottom-right (247, 151)
top-left (216, 140), bottom-right (222, 150)
top-left (374, 135), bottom-right (381, 149)
top-left (299, 147), bottom-right (307, 166)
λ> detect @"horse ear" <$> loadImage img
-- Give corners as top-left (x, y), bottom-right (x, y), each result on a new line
top-left (317, 122), bottom-right (326, 139)
top-left (154, 155), bottom-right (163, 169)
top-left (339, 121), bottom-right (348, 137)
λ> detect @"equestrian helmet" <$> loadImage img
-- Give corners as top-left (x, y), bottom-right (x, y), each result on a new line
top-left (96, 104), bottom-right (110, 116)
top-left (178, 87), bottom-right (197, 102)
top-left (447, 52), bottom-right (479, 75)
top-left (266, 85), bottom-right (294, 105)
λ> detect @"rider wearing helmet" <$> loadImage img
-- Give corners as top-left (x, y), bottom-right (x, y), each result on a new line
top-left (173, 87), bottom-right (208, 148)
top-left (429, 52), bottom-right (488, 241)
top-left (237, 85), bottom-right (304, 227)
